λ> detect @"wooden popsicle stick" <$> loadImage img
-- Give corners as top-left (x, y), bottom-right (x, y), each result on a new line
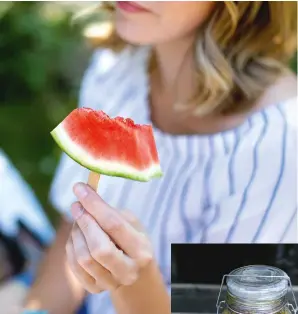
top-left (88, 171), bottom-right (101, 191)
top-left (72, 171), bottom-right (100, 227)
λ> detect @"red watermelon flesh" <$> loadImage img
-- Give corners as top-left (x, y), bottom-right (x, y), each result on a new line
top-left (50, 108), bottom-right (162, 181)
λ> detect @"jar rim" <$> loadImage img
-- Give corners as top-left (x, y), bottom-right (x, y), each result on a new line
top-left (226, 265), bottom-right (289, 302)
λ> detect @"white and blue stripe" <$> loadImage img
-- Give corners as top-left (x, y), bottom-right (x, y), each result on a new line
top-left (50, 47), bottom-right (297, 314)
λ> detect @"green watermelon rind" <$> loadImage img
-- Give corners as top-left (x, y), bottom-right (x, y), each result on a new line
top-left (51, 126), bottom-right (163, 182)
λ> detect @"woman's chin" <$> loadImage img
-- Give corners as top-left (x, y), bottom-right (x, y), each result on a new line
top-left (115, 23), bottom-right (154, 46)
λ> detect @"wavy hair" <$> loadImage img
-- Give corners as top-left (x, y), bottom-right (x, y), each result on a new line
top-left (82, 1), bottom-right (297, 116)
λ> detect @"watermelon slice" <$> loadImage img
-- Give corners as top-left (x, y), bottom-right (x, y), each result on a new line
top-left (50, 108), bottom-right (163, 182)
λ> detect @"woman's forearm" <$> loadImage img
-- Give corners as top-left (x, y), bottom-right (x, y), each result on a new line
top-left (111, 260), bottom-right (171, 314)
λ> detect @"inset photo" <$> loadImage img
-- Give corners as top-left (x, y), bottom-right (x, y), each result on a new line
top-left (171, 244), bottom-right (298, 314)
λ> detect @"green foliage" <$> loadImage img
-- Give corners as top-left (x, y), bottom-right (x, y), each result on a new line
top-left (291, 54), bottom-right (297, 73)
top-left (0, 2), bottom-right (90, 224)
top-left (0, 2), bottom-right (86, 105)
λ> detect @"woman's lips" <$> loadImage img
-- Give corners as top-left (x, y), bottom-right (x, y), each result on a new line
top-left (116, 1), bottom-right (150, 13)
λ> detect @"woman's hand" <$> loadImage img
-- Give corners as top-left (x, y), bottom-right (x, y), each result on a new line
top-left (66, 182), bottom-right (153, 294)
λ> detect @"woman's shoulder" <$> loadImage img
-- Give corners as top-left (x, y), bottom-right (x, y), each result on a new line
top-left (246, 73), bottom-right (297, 141)
top-left (264, 74), bottom-right (297, 137)
top-left (205, 81), bottom-right (297, 210)
top-left (256, 73), bottom-right (297, 116)
top-left (242, 92), bottom-right (297, 152)
top-left (214, 79), bottom-right (297, 170)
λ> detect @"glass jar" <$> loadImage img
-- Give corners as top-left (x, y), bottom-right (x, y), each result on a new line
top-left (217, 265), bottom-right (297, 314)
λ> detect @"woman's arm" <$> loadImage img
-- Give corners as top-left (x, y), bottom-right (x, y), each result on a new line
top-left (24, 218), bottom-right (86, 314)
top-left (111, 260), bottom-right (170, 314)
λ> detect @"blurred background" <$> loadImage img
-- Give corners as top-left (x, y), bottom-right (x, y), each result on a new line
top-left (0, 1), bottom-right (297, 226)
top-left (0, 1), bottom-right (107, 224)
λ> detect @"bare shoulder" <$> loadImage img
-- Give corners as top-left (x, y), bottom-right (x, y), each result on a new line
top-left (263, 73), bottom-right (297, 135)
top-left (256, 73), bottom-right (297, 109)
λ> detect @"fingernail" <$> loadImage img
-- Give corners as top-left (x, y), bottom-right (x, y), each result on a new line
top-left (71, 203), bottom-right (84, 220)
top-left (74, 183), bottom-right (88, 199)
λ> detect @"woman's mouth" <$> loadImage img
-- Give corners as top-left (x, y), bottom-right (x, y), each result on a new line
top-left (116, 1), bottom-right (150, 14)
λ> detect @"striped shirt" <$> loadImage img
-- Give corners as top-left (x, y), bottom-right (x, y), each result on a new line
top-left (50, 46), bottom-right (297, 314)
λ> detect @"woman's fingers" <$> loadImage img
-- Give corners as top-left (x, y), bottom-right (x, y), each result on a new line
top-left (71, 223), bottom-right (118, 290)
top-left (73, 183), bottom-right (153, 267)
top-left (65, 236), bottom-right (101, 294)
top-left (71, 202), bottom-right (139, 286)
top-left (120, 210), bottom-right (144, 232)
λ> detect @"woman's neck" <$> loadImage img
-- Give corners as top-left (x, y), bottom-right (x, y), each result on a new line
top-left (152, 34), bottom-right (196, 92)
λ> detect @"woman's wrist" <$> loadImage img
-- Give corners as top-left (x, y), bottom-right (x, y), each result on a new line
top-left (114, 259), bottom-right (160, 292)
top-left (111, 259), bottom-right (170, 314)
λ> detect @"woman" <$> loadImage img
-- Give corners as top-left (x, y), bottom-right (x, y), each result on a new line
top-left (24, 1), bottom-right (297, 314)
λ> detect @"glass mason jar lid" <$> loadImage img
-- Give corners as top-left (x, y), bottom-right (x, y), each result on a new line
top-left (226, 265), bottom-right (289, 302)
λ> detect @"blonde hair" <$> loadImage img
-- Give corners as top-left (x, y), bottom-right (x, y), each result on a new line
top-left (83, 1), bottom-right (297, 116)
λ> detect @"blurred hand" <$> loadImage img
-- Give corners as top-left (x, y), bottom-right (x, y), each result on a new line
top-left (66, 183), bottom-right (153, 294)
